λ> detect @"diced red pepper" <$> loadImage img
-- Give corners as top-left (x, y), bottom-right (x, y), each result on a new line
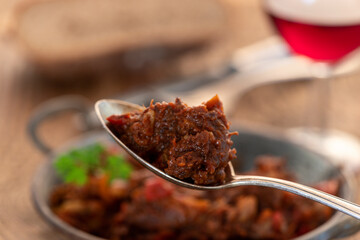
top-left (272, 210), bottom-right (285, 233)
top-left (107, 114), bottom-right (131, 126)
top-left (144, 178), bottom-right (173, 202)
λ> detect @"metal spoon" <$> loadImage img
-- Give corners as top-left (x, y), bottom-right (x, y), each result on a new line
top-left (95, 99), bottom-right (360, 220)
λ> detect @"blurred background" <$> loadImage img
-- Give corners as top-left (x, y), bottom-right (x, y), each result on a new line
top-left (0, 0), bottom-right (360, 239)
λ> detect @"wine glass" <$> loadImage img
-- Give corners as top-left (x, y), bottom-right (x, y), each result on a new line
top-left (263, 0), bottom-right (360, 169)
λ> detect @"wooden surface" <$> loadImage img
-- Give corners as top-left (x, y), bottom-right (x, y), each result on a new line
top-left (0, 0), bottom-right (360, 239)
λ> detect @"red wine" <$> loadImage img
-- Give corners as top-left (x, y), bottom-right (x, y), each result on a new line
top-left (264, 0), bottom-right (360, 62)
top-left (270, 16), bottom-right (360, 62)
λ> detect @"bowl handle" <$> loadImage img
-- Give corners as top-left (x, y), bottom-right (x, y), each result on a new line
top-left (27, 95), bottom-right (96, 154)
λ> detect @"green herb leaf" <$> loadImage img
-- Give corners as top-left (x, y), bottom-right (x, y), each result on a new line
top-left (55, 154), bottom-right (76, 177)
top-left (64, 168), bottom-right (87, 185)
top-left (105, 155), bottom-right (133, 181)
top-left (70, 143), bottom-right (104, 170)
top-left (54, 143), bottom-right (132, 186)
top-left (54, 143), bottom-right (106, 186)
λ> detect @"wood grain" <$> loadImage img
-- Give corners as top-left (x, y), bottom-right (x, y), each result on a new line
top-left (0, 0), bottom-right (359, 239)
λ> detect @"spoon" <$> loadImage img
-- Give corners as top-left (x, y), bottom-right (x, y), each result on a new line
top-left (95, 99), bottom-right (360, 220)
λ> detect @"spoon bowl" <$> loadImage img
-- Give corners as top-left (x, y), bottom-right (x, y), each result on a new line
top-left (95, 99), bottom-right (360, 220)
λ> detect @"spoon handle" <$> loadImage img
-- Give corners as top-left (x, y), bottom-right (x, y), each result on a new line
top-left (231, 175), bottom-right (360, 220)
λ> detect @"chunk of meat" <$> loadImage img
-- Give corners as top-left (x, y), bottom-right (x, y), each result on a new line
top-left (107, 95), bottom-right (237, 185)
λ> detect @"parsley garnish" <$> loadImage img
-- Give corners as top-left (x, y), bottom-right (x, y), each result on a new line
top-left (54, 143), bottom-right (132, 186)
top-left (105, 155), bottom-right (133, 181)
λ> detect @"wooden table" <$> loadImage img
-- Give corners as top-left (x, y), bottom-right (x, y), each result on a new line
top-left (1, 0), bottom-right (360, 239)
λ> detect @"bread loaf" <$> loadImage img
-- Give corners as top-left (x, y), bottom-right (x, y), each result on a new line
top-left (10, 0), bottom-right (226, 70)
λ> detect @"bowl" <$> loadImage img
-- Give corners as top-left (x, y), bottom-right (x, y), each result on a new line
top-left (31, 129), bottom-right (360, 240)
top-left (27, 95), bottom-right (360, 239)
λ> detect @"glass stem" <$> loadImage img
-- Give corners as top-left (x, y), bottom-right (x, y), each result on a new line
top-left (307, 62), bottom-right (332, 136)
